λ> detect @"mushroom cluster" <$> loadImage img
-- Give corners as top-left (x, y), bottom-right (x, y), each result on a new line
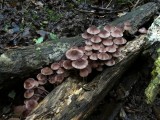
top-left (21, 22), bottom-right (131, 117)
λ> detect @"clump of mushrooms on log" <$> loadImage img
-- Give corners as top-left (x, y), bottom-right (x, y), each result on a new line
top-left (14, 22), bottom-right (132, 117)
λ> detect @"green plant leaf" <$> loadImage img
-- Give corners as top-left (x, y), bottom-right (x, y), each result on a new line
top-left (8, 90), bottom-right (16, 99)
top-left (49, 33), bottom-right (58, 41)
top-left (35, 36), bottom-right (44, 44)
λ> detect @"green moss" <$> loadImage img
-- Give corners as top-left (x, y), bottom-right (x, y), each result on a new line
top-left (145, 48), bottom-right (160, 104)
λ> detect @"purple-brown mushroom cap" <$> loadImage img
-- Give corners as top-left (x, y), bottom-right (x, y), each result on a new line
top-left (24, 89), bottom-right (34, 98)
top-left (41, 67), bottom-right (53, 75)
top-left (105, 59), bottom-right (116, 66)
top-left (97, 53), bottom-right (112, 60)
top-left (63, 60), bottom-right (73, 70)
top-left (106, 44), bottom-right (118, 53)
top-left (24, 78), bottom-right (38, 89)
top-left (51, 62), bottom-right (60, 70)
top-left (81, 32), bottom-right (93, 39)
top-left (113, 38), bottom-right (127, 45)
top-left (36, 73), bottom-right (47, 81)
top-left (89, 53), bottom-right (98, 60)
top-left (90, 35), bottom-right (102, 43)
top-left (102, 38), bottom-right (113, 46)
top-left (72, 59), bottom-right (88, 69)
top-left (98, 30), bottom-right (110, 38)
top-left (79, 68), bottom-right (89, 77)
top-left (25, 99), bottom-right (38, 110)
top-left (87, 25), bottom-right (100, 35)
top-left (66, 48), bottom-right (84, 60)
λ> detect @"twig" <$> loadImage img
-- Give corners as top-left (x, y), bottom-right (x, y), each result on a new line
top-left (133, 0), bottom-right (141, 9)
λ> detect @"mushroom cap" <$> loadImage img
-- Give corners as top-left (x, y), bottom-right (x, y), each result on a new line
top-left (87, 25), bottom-right (100, 35)
top-left (24, 89), bottom-right (34, 98)
top-left (104, 25), bottom-right (113, 32)
top-left (99, 47), bottom-right (107, 53)
top-left (66, 48), bottom-right (84, 60)
top-left (84, 45), bottom-right (92, 51)
top-left (90, 35), bottom-right (102, 43)
top-left (98, 30), bottom-right (110, 38)
top-left (112, 51), bottom-right (121, 57)
top-left (105, 59), bottom-right (116, 66)
top-left (81, 32), bottom-right (93, 39)
top-left (82, 54), bottom-right (88, 60)
top-left (72, 59), bottom-right (88, 69)
top-left (92, 43), bottom-right (102, 50)
top-left (36, 73), bottom-right (47, 81)
top-left (63, 60), bottom-right (73, 70)
top-left (138, 27), bottom-right (147, 34)
top-left (55, 74), bottom-right (65, 83)
top-left (51, 62), bottom-right (60, 70)
top-left (111, 29), bottom-right (123, 38)
top-left (89, 53), bottom-right (98, 60)
top-left (113, 37), bottom-right (127, 45)
top-left (56, 68), bottom-right (65, 74)
top-left (25, 99), bottom-right (38, 110)
top-left (79, 68), bottom-right (89, 77)
top-left (49, 74), bottom-right (65, 84)
top-left (85, 40), bottom-right (93, 45)
top-left (123, 21), bottom-right (131, 31)
top-left (102, 38), bottom-right (113, 46)
top-left (97, 52), bottom-right (112, 60)
top-left (41, 67), bottom-right (53, 75)
top-left (106, 44), bottom-right (118, 53)
top-left (24, 78), bottom-right (38, 89)
top-left (38, 79), bottom-right (47, 85)
top-left (85, 51), bottom-right (93, 56)
top-left (48, 75), bottom-right (56, 84)
top-left (36, 86), bottom-right (47, 94)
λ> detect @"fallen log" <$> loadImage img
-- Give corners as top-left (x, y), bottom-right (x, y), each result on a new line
top-left (26, 35), bottom-right (146, 120)
top-left (0, 2), bottom-right (158, 87)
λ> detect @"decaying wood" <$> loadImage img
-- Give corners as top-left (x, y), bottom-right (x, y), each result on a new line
top-left (26, 35), bottom-right (146, 120)
top-left (99, 70), bottom-right (140, 120)
top-left (0, 2), bottom-right (158, 86)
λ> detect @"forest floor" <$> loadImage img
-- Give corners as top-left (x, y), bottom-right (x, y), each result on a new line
top-left (0, 0), bottom-right (160, 120)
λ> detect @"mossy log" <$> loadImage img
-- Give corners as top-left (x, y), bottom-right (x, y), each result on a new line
top-left (26, 35), bottom-right (146, 120)
top-left (0, 2), bottom-right (158, 87)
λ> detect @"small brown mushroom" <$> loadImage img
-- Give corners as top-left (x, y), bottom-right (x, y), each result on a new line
top-left (90, 35), bottom-right (102, 43)
top-left (102, 38), bottom-right (113, 46)
top-left (41, 67), bottom-right (53, 75)
top-left (98, 30), bottom-right (110, 38)
top-left (89, 53), bottom-right (98, 60)
top-left (79, 68), bottom-right (89, 77)
top-left (50, 62), bottom-right (60, 70)
top-left (113, 37), bottom-right (127, 45)
top-left (66, 48), bottom-right (84, 60)
top-left (24, 78), bottom-right (39, 89)
top-left (124, 21), bottom-right (131, 31)
top-left (62, 60), bottom-right (73, 70)
top-left (97, 52), bottom-right (112, 60)
top-left (36, 73), bottom-right (47, 81)
top-left (87, 25), bottom-right (100, 35)
top-left (138, 27), bottom-right (147, 34)
top-left (105, 59), bottom-right (116, 66)
top-left (81, 31), bottom-right (93, 39)
top-left (72, 58), bottom-right (88, 69)
top-left (24, 89), bottom-right (34, 98)
top-left (25, 99), bottom-right (38, 110)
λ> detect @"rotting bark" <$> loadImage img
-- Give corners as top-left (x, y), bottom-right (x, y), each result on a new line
top-left (26, 35), bottom-right (146, 120)
top-left (0, 2), bottom-right (158, 86)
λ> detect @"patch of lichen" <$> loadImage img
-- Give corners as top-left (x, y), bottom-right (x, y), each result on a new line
top-left (145, 48), bottom-right (160, 104)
